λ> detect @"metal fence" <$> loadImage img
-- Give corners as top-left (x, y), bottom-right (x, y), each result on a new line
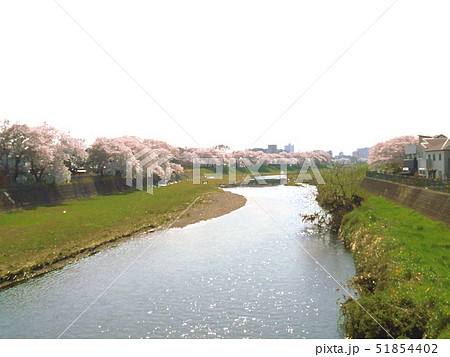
top-left (366, 171), bottom-right (450, 194)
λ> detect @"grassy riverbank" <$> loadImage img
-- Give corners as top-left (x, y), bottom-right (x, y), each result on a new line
top-left (336, 188), bottom-right (449, 338)
top-left (0, 181), bottom-right (233, 287)
top-left (0, 166), bottom-right (291, 288)
top-left (307, 165), bottom-right (449, 338)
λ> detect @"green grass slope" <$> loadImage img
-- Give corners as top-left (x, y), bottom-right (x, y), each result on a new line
top-left (0, 181), bottom-right (217, 282)
top-left (340, 195), bottom-right (449, 338)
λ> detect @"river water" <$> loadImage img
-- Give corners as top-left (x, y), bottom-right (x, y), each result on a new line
top-left (0, 185), bottom-right (355, 338)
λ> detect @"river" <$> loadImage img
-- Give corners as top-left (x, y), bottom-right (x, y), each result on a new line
top-left (0, 185), bottom-right (355, 338)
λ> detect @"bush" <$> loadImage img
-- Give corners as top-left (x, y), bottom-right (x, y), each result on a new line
top-left (303, 164), bottom-right (367, 231)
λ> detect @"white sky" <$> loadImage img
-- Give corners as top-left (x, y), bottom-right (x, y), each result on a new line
top-left (0, 0), bottom-right (449, 155)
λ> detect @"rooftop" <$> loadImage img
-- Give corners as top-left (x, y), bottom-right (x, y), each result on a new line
top-left (421, 135), bottom-right (450, 151)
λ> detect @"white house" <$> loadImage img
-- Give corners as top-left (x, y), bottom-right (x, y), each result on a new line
top-left (404, 134), bottom-right (450, 179)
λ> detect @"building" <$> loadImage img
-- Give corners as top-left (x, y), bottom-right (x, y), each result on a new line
top-left (352, 147), bottom-right (371, 159)
top-left (404, 135), bottom-right (450, 178)
top-left (333, 151), bottom-right (356, 163)
top-left (267, 145), bottom-right (278, 154)
top-left (284, 143), bottom-right (294, 153)
top-left (327, 150), bottom-right (333, 158)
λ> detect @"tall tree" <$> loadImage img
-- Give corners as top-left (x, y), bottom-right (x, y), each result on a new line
top-left (0, 120), bottom-right (12, 180)
top-left (25, 124), bottom-right (58, 183)
top-left (368, 136), bottom-right (418, 171)
top-left (8, 123), bottom-right (31, 182)
top-left (57, 132), bottom-right (88, 174)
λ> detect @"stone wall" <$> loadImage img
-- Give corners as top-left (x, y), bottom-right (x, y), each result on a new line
top-left (361, 177), bottom-right (450, 228)
top-left (0, 177), bottom-right (128, 213)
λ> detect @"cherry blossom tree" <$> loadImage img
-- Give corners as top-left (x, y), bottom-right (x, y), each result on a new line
top-left (57, 132), bottom-right (88, 174)
top-left (0, 120), bottom-right (13, 180)
top-left (87, 136), bottom-right (184, 182)
top-left (43, 160), bottom-right (72, 184)
top-left (0, 122), bottom-right (88, 184)
top-left (368, 135), bottom-right (418, 170)
top-left (213, 144), bottom-right (231, 152)
top-left (25, 124), bottom-right (60, 183)
top-left (87, 137), bottom-right (130, 176)
top-left (2, 119), bottom-right (335, 186)
top-left (4, 122), bottom-right (32, 182)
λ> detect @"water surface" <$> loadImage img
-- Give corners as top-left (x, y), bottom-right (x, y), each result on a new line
top-left (0, 185), bottom-right (355, 338)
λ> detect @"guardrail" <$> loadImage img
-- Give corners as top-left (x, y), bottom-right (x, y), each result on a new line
top-left (366, 171), bottom-right (450, 194)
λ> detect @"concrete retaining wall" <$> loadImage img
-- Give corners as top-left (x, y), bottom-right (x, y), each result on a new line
top-left (0, 177), bottom-right (128, 213)
top-left (361, 177), bottom-right (450, 228)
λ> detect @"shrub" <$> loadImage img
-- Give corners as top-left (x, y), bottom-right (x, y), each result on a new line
top-left (303, 164), bottom-right (367, 231)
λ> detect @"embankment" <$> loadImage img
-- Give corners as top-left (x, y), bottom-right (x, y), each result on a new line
top-left (0, 177), bottom-right (128, 213)
top-left (361, 177), bottom-right (450, 228)
top-left (339, 194), bottom-right (449, 338)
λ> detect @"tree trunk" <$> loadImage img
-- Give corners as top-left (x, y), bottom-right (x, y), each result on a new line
top-left (14, 157), bottom-right (20, 182)
top-left (3, 154), bottom-right (9, 181)
top-left (30, 162), bottom-right (40, 183)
